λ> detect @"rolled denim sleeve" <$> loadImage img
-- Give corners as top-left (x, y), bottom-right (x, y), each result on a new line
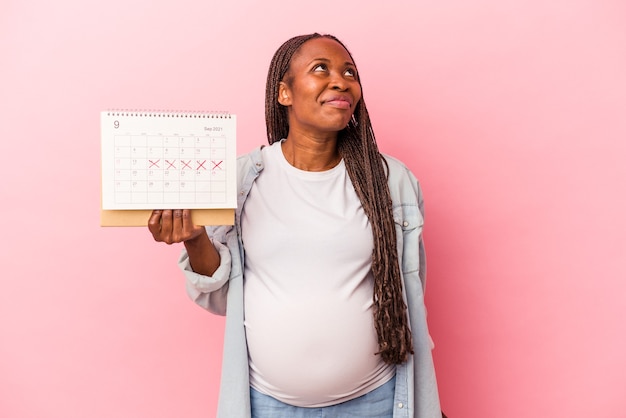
top-left (178, 236), bottom-right (232, 316)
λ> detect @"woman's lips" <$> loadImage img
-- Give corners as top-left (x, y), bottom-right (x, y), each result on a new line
top-left (323, 96), bottom-right (353, 109)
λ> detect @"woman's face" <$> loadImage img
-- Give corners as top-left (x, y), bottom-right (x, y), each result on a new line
top-left (279, 37), bottom-right (362, 138)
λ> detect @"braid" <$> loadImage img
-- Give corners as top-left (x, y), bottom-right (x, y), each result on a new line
top-left (339, 103), bottom-right (414, 364)
top-left (265, 34), bottom-right (316, 144)
top-left (265, 34), bottom-right (413, 364)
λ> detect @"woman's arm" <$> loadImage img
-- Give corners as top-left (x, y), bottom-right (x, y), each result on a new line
top-left (148, 209), bottom-right (220, 276)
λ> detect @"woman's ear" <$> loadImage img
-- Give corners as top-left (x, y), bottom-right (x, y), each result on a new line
top-left (278, 81), bottom-right (292, 106)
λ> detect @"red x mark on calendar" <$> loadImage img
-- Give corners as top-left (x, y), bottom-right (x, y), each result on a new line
top-left (181, 160), bottom-right (192, 170)
top-left (148, 159), bottom-right (160, 168)
top-left (165, 160), bottom-right (176, 170)
top-left (212, 160), bottom-right (223, 170)
top-left (197, 160), bottom-right (207, 170)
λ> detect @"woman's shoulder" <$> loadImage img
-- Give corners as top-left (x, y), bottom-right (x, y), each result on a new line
top-left (381, 153), bottom-right (424, 206)
top-left (236, 145), bottom-right (265, 173)
top-left (381, 153), bottom-right (417, 182)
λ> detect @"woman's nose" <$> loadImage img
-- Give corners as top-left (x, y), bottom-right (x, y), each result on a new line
top-left (329, 72), bottom-right (348, 90)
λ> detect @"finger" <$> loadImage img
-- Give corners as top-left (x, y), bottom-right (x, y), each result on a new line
top-left (147, 210), bottom-right (163, 239)
top-left (172, 209), bottom-right (184, 241)
top-left (181, 209), bottom-right (194, 236)
top-left (160, 209), bottom-right (174, 243)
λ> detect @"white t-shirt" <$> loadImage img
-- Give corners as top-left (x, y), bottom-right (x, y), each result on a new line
top-left (242, 141), bottom-right (394, 407)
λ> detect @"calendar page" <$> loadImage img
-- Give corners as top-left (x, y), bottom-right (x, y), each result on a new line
top-left (101, 111), bottom-right (236, 210)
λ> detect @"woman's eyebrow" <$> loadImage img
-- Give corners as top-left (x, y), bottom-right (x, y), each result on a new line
top-left (309, 58), bottom-right (356, 68)
top-left (309, 57), bottom-right (356, 66)
top-left (309, 57), bottom-right (331, 63)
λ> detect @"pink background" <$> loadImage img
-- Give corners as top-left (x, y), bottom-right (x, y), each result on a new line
top-left (2, 1), bottom-right (625, 417)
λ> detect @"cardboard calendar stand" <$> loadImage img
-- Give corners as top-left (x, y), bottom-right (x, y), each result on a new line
top-left (100, 208), bottom-right (234, 227)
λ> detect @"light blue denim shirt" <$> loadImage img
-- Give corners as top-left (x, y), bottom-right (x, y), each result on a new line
top-left (179, 146), bottom-right (441, 418)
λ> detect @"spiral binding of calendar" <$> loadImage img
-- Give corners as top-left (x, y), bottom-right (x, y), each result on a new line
top-left (105, 109), bottom-right (232, 119)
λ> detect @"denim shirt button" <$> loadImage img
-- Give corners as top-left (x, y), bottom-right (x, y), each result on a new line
top-left (403, 221), bottom-right (409, 227)
top-left (397, 402), bottom-right (404, 408)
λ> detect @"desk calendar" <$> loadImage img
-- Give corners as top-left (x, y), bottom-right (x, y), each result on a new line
top-left (100, 110), bottom-right (236, 226)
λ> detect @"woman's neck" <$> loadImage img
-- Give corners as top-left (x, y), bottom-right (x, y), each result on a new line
top-left (281, 133), bottom-right (341, 172)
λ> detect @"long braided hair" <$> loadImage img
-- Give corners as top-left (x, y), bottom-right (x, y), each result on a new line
top-left (265, 33), bottom-right (413, 364)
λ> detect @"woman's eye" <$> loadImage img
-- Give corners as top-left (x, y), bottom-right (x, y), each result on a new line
top-left (313, 64), bottom-right (328, 72)
top-left (345, 68), bottom-right (357, 77)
